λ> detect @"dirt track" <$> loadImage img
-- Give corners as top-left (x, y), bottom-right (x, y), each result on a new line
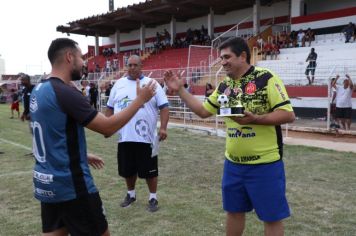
top-left (286, 130), bottom-right (356, 144)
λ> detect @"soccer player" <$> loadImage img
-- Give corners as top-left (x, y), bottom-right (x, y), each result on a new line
top-left (30, 38), bottom-right (156, 236)
top-left (164, 37), bottom-right (295, 236)
top-left (106, 55), bottom-right (169, 212)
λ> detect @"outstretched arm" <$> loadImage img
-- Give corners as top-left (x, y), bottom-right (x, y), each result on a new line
top-left (164, 70), bottom-right (212, 118)
top-left (86, 79), bottom-right (157, 137)
top-left (346, 74), bottom-right (353, 90)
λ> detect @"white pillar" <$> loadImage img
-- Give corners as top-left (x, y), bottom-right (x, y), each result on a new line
top-left (253, 0), bottom-right (261, 36)
top-left (170, 16), bottom-right (176, 45)
top-left (115, 29), bottom-right (120, 53)
top-left (208, 8), bottom-right (214, 39)
top-left (95, 34), bottom-right (99, 56)
top-left (291, 0), bottom-right (304, 18)
top-left (140, 24), bottom-right (146, 51)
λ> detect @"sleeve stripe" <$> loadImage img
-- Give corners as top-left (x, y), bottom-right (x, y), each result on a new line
top-left (207, 98), bottom-right (219, 109)
top-left (271, 100), bottom-right (291, 111)
top-left (159, 103), bottom-right (169, 110)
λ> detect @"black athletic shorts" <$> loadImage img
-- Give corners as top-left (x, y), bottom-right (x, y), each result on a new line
top-left (41, 192), bottom-right (108, 236)
top-left (117, 142), bottom-right (158, 178)
top-left (305, 66), bottom-right (315, 75)
top-left (335, 107), bottom-right (352, 119)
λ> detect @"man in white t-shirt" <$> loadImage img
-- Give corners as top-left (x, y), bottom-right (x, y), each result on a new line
top-left (106, 55), bottom-right (169, 212)
top-left (332, 74), bottom-right (355, 130)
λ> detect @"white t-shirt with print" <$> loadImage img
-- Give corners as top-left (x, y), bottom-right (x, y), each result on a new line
top-left (107, 76), bottom-right (169, 145)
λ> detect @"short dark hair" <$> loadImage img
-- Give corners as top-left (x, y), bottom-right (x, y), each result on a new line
top-left (48, 38), bottom-right (78, 65)
top-left (218, 37), bottom-right (251, 64)
top-left (18, 73), bottom-right (30, 81)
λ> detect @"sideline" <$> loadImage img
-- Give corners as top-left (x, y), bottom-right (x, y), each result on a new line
top-left (0, 138), bottom-right (32, 151)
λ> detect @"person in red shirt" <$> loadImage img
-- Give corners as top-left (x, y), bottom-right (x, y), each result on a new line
top-left (10, 89), bottom-right (20, 119)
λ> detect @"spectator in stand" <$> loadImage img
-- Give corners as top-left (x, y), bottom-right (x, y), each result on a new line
top-left (297, 29), bottom-right (305, 47)
top-left (10, 89), bottom-right (20, 119)
top-left (303, 28), bottom-right (315, 47)
top-left (262, 41), bottom-right (272, 60)
top-left (186, 28), bottom-right (193, 45)
top-left (278, 31), bottom-right (288, 48)
top-left (95, 64), bottom-right (101, 73)
top-left (271, 42), bottom-right (280, 60)
top-left (205, 83), bottom-right (214, 98)
top-left (332, 74), bottom-right (355, 130)
top-left (305, 48), bottom-right (317, 85)
top-left (19, 73), bottom-right (34, 121)
top-left (173, 36), bottom-right (183, 48)
top-left (163, 29), bottom-right (171, 47)
top-left (289, 30), bottom-right (298, 47)
top-left (343, 22), bottom-right (355, 43)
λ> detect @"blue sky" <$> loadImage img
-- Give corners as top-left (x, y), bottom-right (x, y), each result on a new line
top-left (0, 0), bottom-right (143, 75)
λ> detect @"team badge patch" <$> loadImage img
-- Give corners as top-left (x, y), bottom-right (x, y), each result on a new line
top-left (245, 82), bottom-right (256, 95)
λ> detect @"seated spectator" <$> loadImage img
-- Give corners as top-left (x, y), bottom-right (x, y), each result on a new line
top-left (303, 28), bottom-right (315, 47)
top-left (297, 29), bottom-right (305, 47)
top-left (163, 29), bottom-right (171, 47)
top-left (343, 22), bottom-right (355, 43)
top-left (262, 41), bottom-right (272, 60)
top-left (278, 31), bottom-right (289, 48)
top-left (271, 42), bottom-right (280, 60)
top-left (289, 30), bottom-right (297, 47)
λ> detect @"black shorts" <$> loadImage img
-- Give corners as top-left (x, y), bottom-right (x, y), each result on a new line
top-left (305, 66), bottom-right (315, 75)
top-left (41, 192), bottom-right (108, 236)
top-left (335, 107), bottom-right (352, 119)
top-left (117, 142), bottom-right (158, 178)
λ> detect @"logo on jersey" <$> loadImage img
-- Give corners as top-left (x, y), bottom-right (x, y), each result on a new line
top-left (227, 127), bottom-right (256, 138)
top-left (30, 95), bottom-right (38, 113)
top-left (245, 82), bottom-right (256, 95)
top-left (117, 96), bottom-right (132, 110)
top-left (35, 188), bottom-right (55, 198)
top-left (275, 83), bottom-right (286, 100)
top-left (135, 119), bottom-right (150, 139)
top-left (33, 171), bottom-right (53, 184)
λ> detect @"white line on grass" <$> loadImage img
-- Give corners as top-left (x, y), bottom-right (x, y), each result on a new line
top-left (0, 138), bottom-right (32, 151)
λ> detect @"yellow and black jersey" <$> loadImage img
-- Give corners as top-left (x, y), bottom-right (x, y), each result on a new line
top-left (203, 66), bottom-right (293, 164)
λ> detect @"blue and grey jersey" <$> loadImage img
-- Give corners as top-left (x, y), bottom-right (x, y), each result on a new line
top-left (30, 77), bottom-right (98, 203)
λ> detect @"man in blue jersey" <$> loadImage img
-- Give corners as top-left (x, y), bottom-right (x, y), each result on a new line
top-left (30, 38), bottom-right (156, 236)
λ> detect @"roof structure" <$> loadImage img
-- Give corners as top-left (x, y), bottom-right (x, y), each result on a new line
top-left (57, 0), bottom-right (276, 37)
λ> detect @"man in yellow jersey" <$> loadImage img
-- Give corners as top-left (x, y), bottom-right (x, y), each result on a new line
top-left (164, 37), bottom-right (295, 236)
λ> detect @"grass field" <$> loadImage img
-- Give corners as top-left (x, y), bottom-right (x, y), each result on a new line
top-left (0, 103), bottom-right (356, 236)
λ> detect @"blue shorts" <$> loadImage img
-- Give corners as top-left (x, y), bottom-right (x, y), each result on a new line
top-left (222, 159), bottom-right (290, 222)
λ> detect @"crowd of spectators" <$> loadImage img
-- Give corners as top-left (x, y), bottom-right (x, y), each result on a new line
top-left (254, 27), bottom-right (316, 60)
top-left (154, 25), bottom-right (211, 52)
